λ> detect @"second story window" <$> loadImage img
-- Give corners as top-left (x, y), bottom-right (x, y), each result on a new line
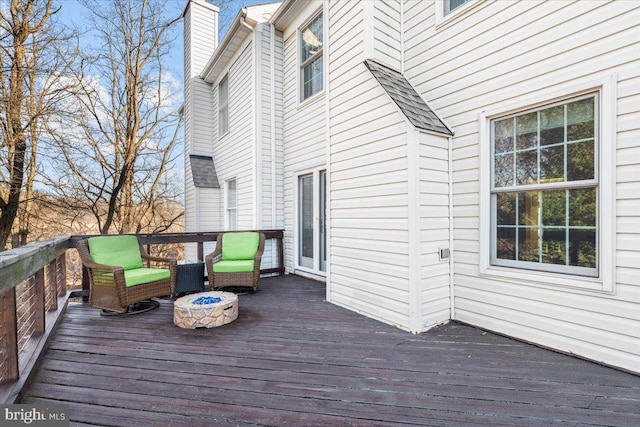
top-left (444, 0), bottom-right (470, 16)
top-left (218, 73), bottom-right (229, 136)
top-left (226, 178), bottom-right (237, 230)
top-left (300, 12), bottom-right (323, 101)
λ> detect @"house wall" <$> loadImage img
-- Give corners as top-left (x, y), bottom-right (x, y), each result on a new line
top-left (418, 132), bottom-right (451, 328)
top-left (183, 0), bottom-right (219, 260)
top-left (364, 0), bottom-right (402, 71)
top-left (328, 0), bottom-right (413, 330)
top-left (214, 43), bottom-right (254, 231)
top-left (256, 23), bottom-right (285, 269)
top-left (281, 0), bottom-right (326, 274)
top-left (403, 0), bottom-right (640, 372)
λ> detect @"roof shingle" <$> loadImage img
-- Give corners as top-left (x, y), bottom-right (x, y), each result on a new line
top-left (364, 59), bottom-right (453, 136)
top-left (189, 155), bottom-right (220, 189)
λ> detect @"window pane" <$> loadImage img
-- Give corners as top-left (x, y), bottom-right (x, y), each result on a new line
top-left (218, 75), bottom-right (229, 135)
top-left (567, 140), bottom-right (594, 181)
top-left (227, 179), bottom-right (236, 209)
top-left (569, 230), bottom-right (596, 268)
top-left (516, 112), bottom-right (537, 150)
top-left (567, 98), bottom-right (594, 141)
top-left (518, 191), bottom-right (539, 226)
top-left (540, 105), bottom-right (564, 146)
top-left (301, 13), bottom-right (323, 63)
top-left (496, 227), bottom-right (516, 260)
top-left (494, 153), bottom-right (514, 187)
top-left (228, 210), bottom-right (237, 231)
top-left (490, 94), bottom-right (598, 276)
top-left (542, 228), bottom-right (566, 265)
top-left (496, 193), bottom-right (516, 225)
top-left (541, 190), bottom-right (566, 227)
top-left (303, 56), bottom-right (323, 99)
top-left (569, 188), bottom-right (596, 226)
top-left (494, 118), bottom-right (514, 154)
top-left (518, 228), bottom-right (539, 262)
top-left (516, 149), bottom-right (537, 186)
top-left (539, 145), bottom-right (564, 183)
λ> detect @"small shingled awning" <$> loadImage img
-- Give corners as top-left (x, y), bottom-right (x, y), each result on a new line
top-left (364, 59), bottom-right (454, 136)
top-left (189, 155), bottom-right (220, 188)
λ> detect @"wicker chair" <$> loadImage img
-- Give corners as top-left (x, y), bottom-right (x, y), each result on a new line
top-left (77, 235), bottom-right (177, 313)
top-left (205, 232), bottom-right (265, 292)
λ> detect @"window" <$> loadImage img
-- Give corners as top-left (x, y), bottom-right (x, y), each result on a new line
top-left (300, 12), bottom-right (323, 101)
top-left (218, 73), bottom-right (229, 136)
top-left (226, 178), bottom-right (237, 230)
top-left (444, 0), bottom-right (470, 15)
top-left (491, 94), bottom-right (598, 277)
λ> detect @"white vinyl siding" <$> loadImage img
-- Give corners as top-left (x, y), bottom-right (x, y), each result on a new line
top-left (214, 43), bottom-right (254, 230)
top-left (329, 0), bottom-right (411, 329)
top-left (404, 0), bottom-right (640, 373)
top-left (256, 23), bottom-right (285, 271)
top-left (364, 0), bottom-right (402, 71)
top-left (183, 1), bottom-right (218, 260)
top-left (282, 1), bottom-right (327, 274)
top-left (419, 134), bottom-right (451, 328)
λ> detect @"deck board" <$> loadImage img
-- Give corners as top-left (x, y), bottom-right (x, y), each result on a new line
top-left (21, 275), bottom-right (640, 426)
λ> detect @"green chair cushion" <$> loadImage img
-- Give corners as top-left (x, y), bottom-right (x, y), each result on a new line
top-left (221, 232), bottom-right (260, 261)
top-left (88, 235), bottom-right (143, 271)
top-left (213, 260), bottom-right (255, 273)
top-left (124, 268), bottom-right (171, 287)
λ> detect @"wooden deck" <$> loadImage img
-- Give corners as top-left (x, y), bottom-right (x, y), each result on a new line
top-left (22, 275), bottom-right (640, 426)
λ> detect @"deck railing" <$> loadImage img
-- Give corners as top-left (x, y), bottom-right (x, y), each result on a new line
top-left (0, 230), bottom-right (284, 403)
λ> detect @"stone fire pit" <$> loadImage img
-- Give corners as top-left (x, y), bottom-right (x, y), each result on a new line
top-left (173, 291), bottom-right (238, 329)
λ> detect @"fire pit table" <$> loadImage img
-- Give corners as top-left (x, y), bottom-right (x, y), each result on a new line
top-left (173, 291), bottom-right (238, 329)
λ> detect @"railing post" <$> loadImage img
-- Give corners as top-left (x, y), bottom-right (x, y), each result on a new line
top-left (34, 269), bottom-right (46, 334)
top-left (0, 289), bottom-right (19, 384)
top-left (197, 242), bottom-right (204, 262)
top-left (277, 233), bottom-right (285, 274)
top-left (46, 261), bottom-right (58, 311)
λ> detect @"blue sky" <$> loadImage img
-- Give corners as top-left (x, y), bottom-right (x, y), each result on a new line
top-left (55, 0), bottom-right (272, 95)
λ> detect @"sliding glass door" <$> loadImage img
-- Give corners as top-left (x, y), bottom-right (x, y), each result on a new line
top-left (297, 169), bottom-right (326, 274)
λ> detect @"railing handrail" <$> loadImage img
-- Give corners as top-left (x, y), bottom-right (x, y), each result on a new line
top-left (0, 236), bottom-right (70, 296)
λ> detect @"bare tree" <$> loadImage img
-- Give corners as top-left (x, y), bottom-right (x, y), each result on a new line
top-left (0, 0), bottom-right (79, 249)
top-left (48, 0), bottom-right (183, 235)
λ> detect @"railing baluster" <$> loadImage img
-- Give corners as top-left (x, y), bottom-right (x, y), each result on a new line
top-left (34, 269), bottom-right (45, 335)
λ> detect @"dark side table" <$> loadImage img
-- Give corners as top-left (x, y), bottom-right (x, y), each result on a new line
top-left (175, 262), bottom-right (205, 296)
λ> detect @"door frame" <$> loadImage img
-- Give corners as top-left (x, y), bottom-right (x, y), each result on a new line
top-left (293, 167), bottom-right (327, 279)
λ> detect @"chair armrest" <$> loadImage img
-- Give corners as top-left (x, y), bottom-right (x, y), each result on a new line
top-left (141, 253), bottom-right (176, 264)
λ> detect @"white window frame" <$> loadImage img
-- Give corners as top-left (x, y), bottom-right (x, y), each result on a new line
top-left (436, 0), bottom-right (479, 26)
top-left (225, 178), bottom-right (237, 231)
top-left (218, 73), bottom-right (229, 137)
top-left (479, 75), bottom-right (616, 293)
top-left (298, 10), bottom-right (324, 104)
top-left (444, 0), bottom-right (470, 15)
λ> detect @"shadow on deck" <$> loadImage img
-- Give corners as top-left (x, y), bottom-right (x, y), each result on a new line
top-left (21, 275), bottom-right (640, 426)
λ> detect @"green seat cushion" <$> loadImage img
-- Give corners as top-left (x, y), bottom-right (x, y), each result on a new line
top-left (88, 235), bottom-right (143, 271)
top-left (213, 260), bottom-right (255, 273)
top-left (124, 268), bottom-right (171, 287)
top-left (221, 232), bottom-right (260, 260)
